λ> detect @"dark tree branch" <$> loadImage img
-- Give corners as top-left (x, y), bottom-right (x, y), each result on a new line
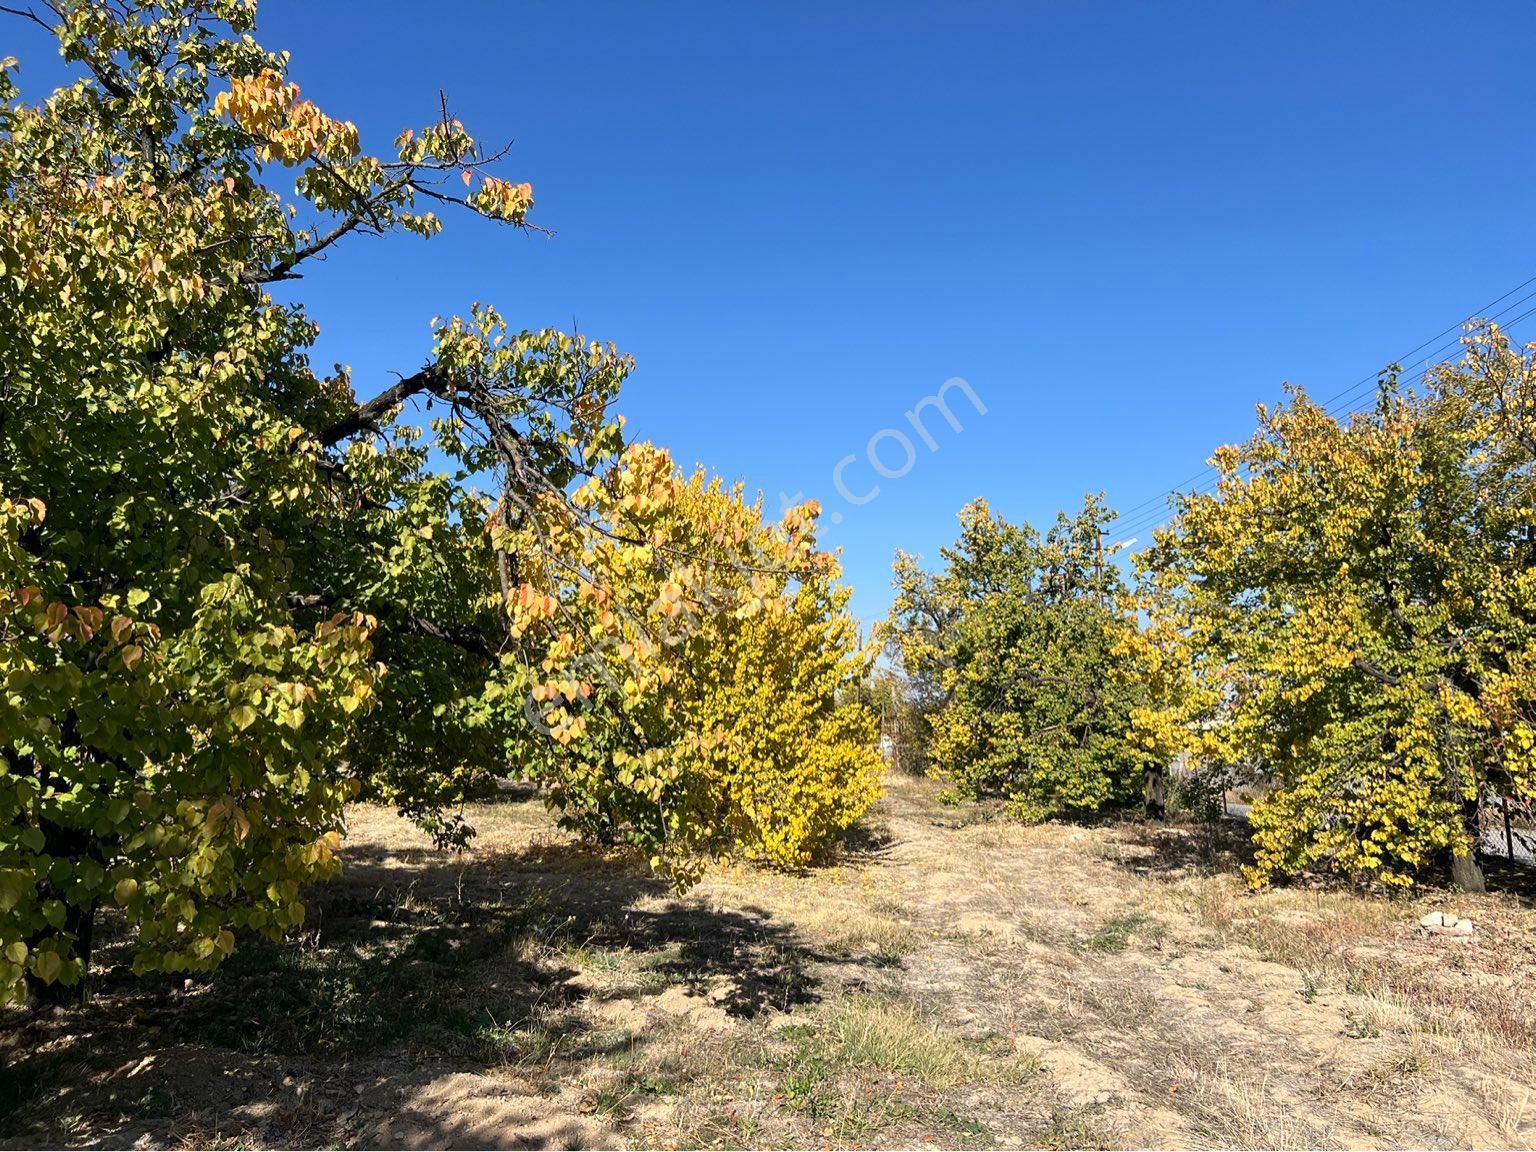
top-left (0, 2), bottom-right (52, 34)
top-left (318, 365), bottom-right (454, 447)
top-left (239, 214), bottom-right (372, 285)
top-left (1352, 657), bottom-right (1400, 686)
top-left (287, 593), bottom-right (496, 662)
top-left (396, 613), bottom-right (496, 661)
top-left (240, 172), bottom-right (400, 286)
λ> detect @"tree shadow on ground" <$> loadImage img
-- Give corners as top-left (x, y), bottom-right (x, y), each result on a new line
top-left (0, 796), bottom-right (884, 1149)
top-left (1113, 816), bottom-right (1536, 906)
top-left (824, 813), bottom-right (897, 865)
top-left (1468, 854), bottom-right (1536, 902)
top-left (1109, 816), bottom-right (1259, 881)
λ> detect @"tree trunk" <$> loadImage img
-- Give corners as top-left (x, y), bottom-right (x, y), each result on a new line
top-left (1450, 850), bottom-right (1486, 893)
top-left (1450, 793), bottom-right (1486, 893)
top-left (22, 818), bottom-right (100, 1009)
top-left (1144, 762), bottom-right (1166, 820)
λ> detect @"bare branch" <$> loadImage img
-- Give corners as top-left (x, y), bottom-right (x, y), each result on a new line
top-left (241, 210), bottom-right (380, 285)
top-left (317, 365), bottom-right (454, 447)
top-left (0, 3), bottom-right (53, 34)
top-left (1352, 657), bottom-right (1400, 686)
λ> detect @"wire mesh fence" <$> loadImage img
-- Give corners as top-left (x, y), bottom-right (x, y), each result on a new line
top-left (1479, 794), bottom-right (1536, 867)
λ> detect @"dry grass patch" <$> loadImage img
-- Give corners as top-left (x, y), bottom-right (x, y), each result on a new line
top-left (1480, 1079), bottom-right (1535, 1146)
top-left (1126, 837), bottom-right (1536, 1046)
top-left (702, 863), bottom-right (918, 945)
top-left (10, 776), bottom-right (1536, 1150)
top-left (1172, 1055), bottom-right (1339, 1151)
top-left (818, 997), bottom-right (977, 1087)
top-left (789, 903), bottom-right (920, 963)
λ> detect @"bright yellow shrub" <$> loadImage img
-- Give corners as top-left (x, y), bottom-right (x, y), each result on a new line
top-left (504, 445), bottom-right (885, 873)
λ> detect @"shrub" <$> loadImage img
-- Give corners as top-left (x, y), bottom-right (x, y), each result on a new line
top-left (886, 497), bottom-right (1154, 820)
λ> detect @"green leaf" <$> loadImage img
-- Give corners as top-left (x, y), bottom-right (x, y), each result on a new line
top-left (32, 950), bottom-right (63, 985)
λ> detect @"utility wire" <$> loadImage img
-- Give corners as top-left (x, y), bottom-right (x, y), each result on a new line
top-left (1314, 292), bottom-right (1536, 418)
top-left (1116, 275), bottom-right (1536, 524)
top-left (1113, 276), bottom-right (1536, 541)
top-left (1112, 301), bottom-right (1536, 542)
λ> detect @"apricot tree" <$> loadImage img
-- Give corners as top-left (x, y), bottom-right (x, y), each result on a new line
top-left (1129, 328), bottom-right (1536, 889)
top-left (0, 0), bottom-right (878, 1004)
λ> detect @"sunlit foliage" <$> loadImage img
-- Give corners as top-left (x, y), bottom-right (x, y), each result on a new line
top-left (0, 0), bottom-right (878, 1003)
top-left (886, 498), bottom-right (1153, 819)
top-left (505, 448), bottom-right (885, 873)
top-left (1129, 327), bottom-right (1536, 888)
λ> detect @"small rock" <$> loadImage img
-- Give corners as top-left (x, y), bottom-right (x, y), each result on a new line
top-left (1419, 910), bottom-right (1475, 937)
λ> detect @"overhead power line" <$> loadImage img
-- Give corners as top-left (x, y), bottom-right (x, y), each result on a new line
top-left (1117, 298), bottom-right (1536, 542)
top-left (1112, 275), bottom-right (1536, 543)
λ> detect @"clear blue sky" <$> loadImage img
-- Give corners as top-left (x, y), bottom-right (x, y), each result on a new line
top-left (12, 2), bottom-right (1536, 623)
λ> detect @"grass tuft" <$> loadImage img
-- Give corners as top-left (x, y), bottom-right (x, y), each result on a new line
top-left (1083, 911), bottom-right (1158, 953)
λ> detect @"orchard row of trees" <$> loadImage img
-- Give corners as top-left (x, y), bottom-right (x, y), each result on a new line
top-left (0, 1), bottom-right (882, 1004)
top-left (883, 328), bottom-right (1536, 896)
top-left (6, 0), bottom-right (1532, 1014)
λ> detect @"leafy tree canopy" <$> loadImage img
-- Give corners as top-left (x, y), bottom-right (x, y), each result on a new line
top-left (1128, 327), bottom-right (1536, 889)
top-left (0, 0), bottom-right (880, 1004)
top-left (885, 497), bottom-right (1153, 820)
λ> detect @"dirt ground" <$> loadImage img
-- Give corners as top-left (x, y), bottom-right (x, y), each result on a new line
top-left (4, 773), bottom-right (1536, 1150)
